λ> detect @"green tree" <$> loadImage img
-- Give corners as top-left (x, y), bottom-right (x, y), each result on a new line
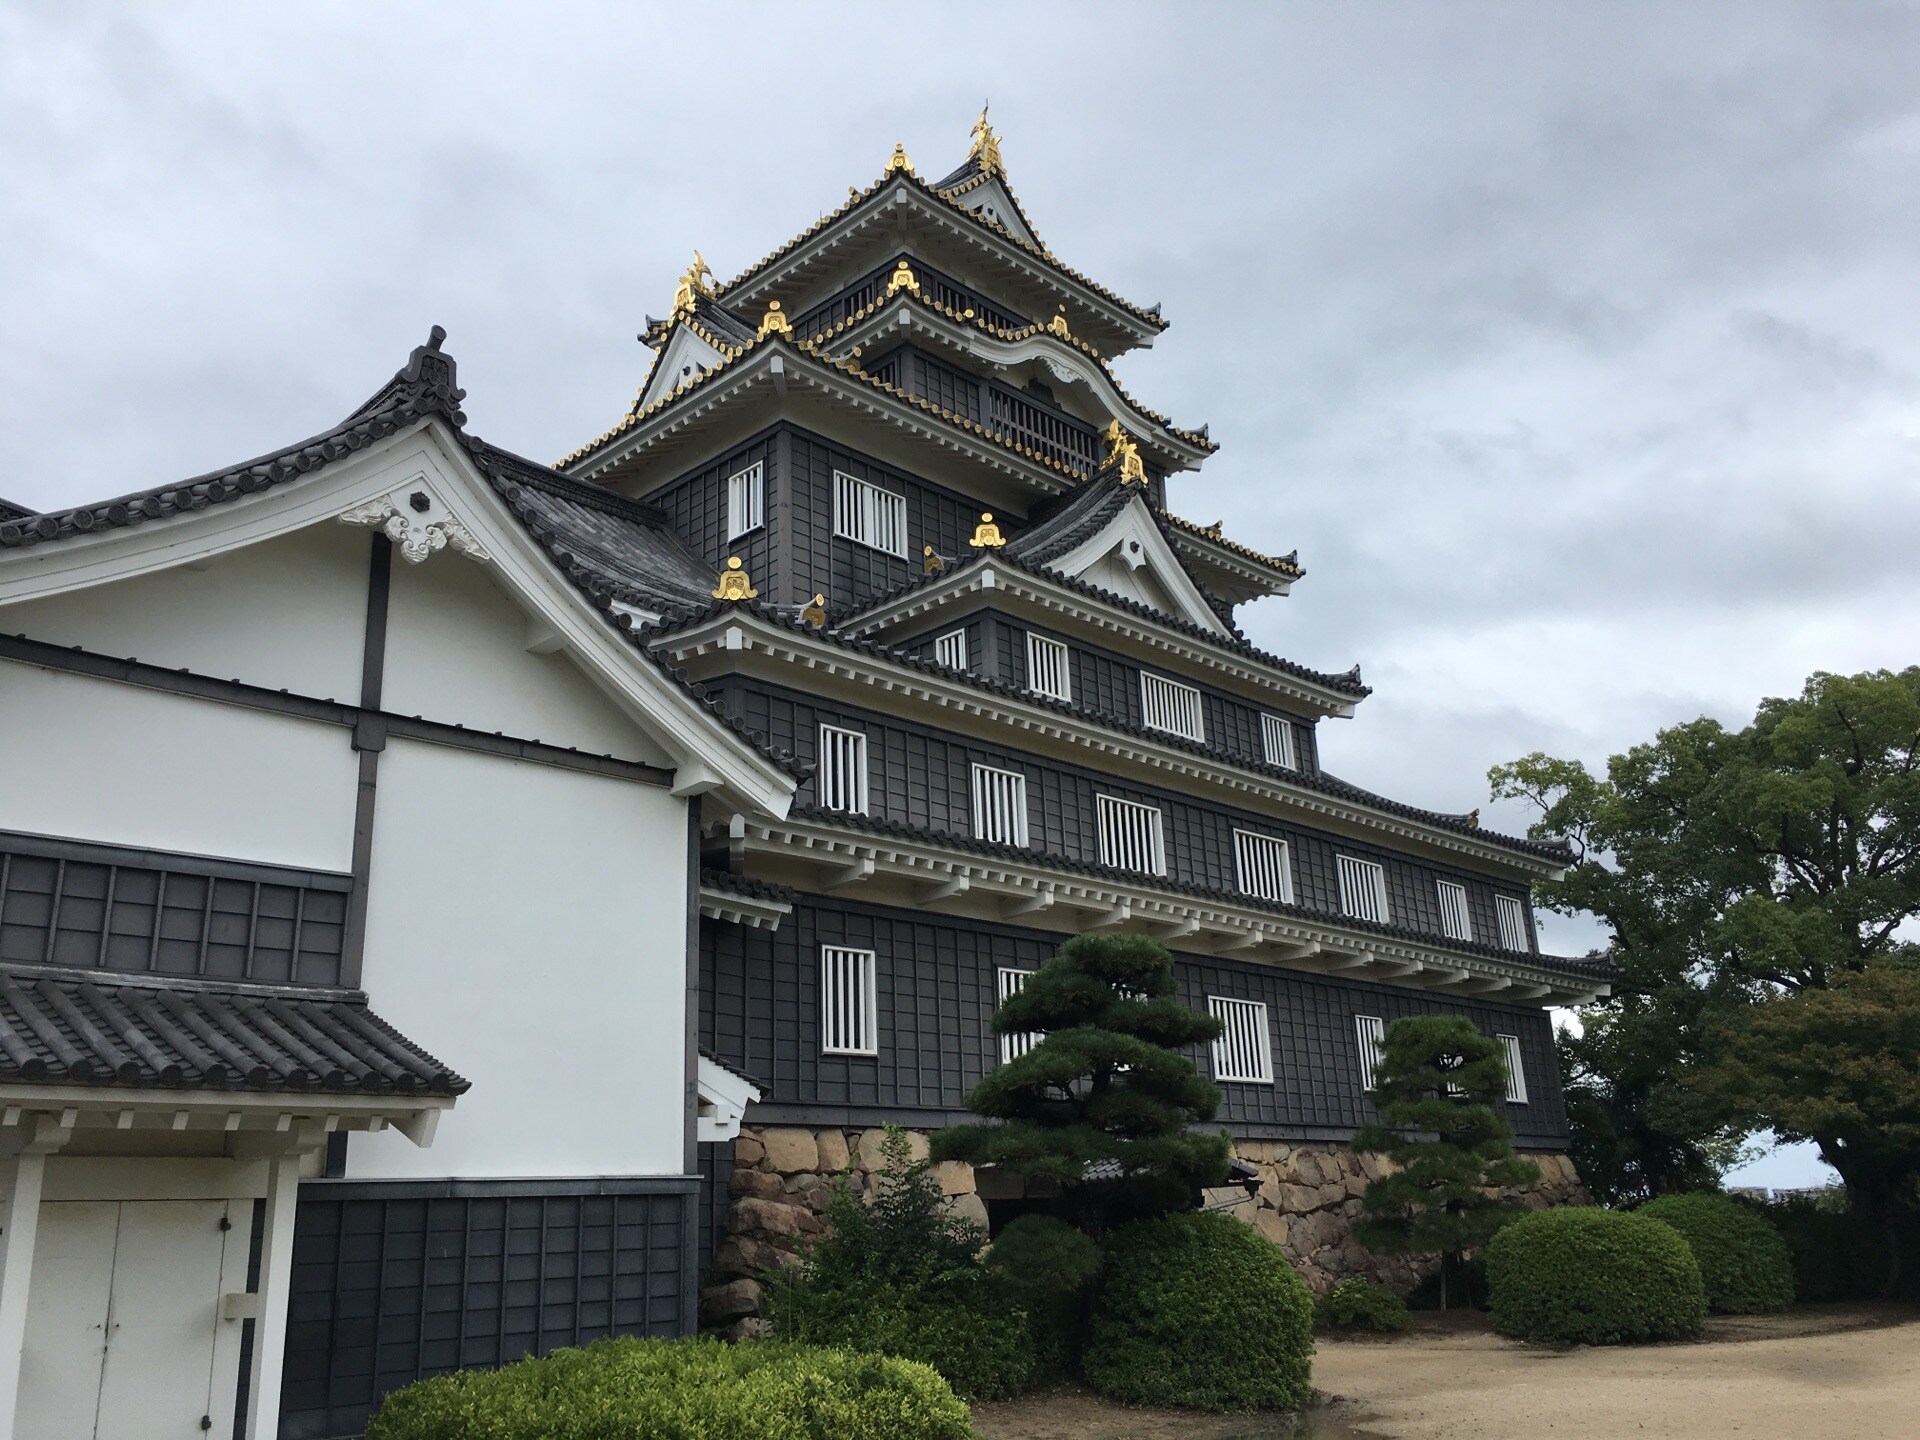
top-left (931, 933), bottom-right (1231, 1231)
top-left (1491, 668), bottom-right (1920, 1218)
top-left (1351, 1014), bottom-right (1540, 1308)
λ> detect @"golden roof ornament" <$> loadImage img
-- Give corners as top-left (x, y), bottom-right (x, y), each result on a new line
top-left (922, 544), bottom-right (946, 575)
top-left (968, 105), bottom-right (1005, 178)
top-left (1466, 808), bottom-right (1482, 829)
top-left (886, 260), bottom-right (921, 297)
top-left (671, 251), bottom-right (716, 320)
top-left (884, 142), bottom-right (915, 177)
top-left (756, 300), bottom-right (792, 340)
top-left (968, 512), bottom-right (1007, 548)
top-left (800, 593), bottom-right (828, 626)
top-left (1047, 306), bottom-right (1072, 340)
top-left (1102, 420), bottom-right (1149, 486)
top-left (711, 555), bottom-right (759, 602)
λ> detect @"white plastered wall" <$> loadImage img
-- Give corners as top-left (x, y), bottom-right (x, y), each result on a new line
top-left (348, 737), bottom-right (690, 1180)
top-left (0, 662), bottom-right (358, 872)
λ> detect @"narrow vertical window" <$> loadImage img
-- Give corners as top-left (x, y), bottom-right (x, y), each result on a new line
top-left (820, 946), bottom-right (878, 1055)
top-left (1497, 1033), bottom-right (1529, 1104)
top-left (816, 724), bottom-right (869, 814)
top-left (1096, 795), bottom-right (1165, 875)
top-left (1495, 894), bottom-right (1530, 952)
top-left (1261, 713), bottom-right (1297, 769)
top-left (997, 966), bottom-right (1038, 1064)
top-left (1355, 1014), bottom-right (1386, 1090)
top-left (726, 461), bottom-right (764, 540)
top-left (1337, 856), bottom-right (1390, 924)
top-left (971, 764), bottom-right (1030, 848)
top-left (1209, 997), bottom-right (1274, 1084)
top-left (833, 470), bottom-right (908, 556)
top-left (1233, 830), bottom-right (1294, 903)
top-left (1436, 880), bottom-right (1472, 942)
top-left (1025, 633), bottom-right (1072, 701)
top-left (1141, 673), bottom-right (1206, 741)
top-left (932, 628), bottom-right (969, 671)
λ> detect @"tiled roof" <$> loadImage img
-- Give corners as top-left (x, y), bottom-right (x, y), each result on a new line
top-left (0, 965), bottom-right (468, 1094)
top-left (644, 600), bottom-right (1566, 865)
top-left (699, 867), bottom-right (800, 905)
top-left (780, 805), bottom-right (1608, 981)
top-left (1155, 509), bottom-right (1302, 579)
top-left (0, 496), bottom-right (30, 522)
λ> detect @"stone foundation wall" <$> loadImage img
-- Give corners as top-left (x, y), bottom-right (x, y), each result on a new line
top-left (699, 1123), bottom-right (1587, 1332)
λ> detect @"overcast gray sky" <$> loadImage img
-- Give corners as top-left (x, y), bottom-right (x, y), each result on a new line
top-left (4, 3), bottom-right (1911, 1182)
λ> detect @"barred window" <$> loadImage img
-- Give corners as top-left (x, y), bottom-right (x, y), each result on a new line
top-left (1495, 894), bottom-right (1530, 952)
top-left (932, 628), bottom-right (968, 671)
top-left (1497, 1033), bottom-right (1530, 1104)
top-left (816, 725), bottom-right (868, 814)
top-left (1209, 997), bottom-right (1273, 1084)
top-left (1026, 633), bottom-right (1072, 701)
top-left (1233, 829), bottom-right (1294, 903)
top-left (1355, 1014), bottom-right (1386, 1091)
top-left (971, 764), bottom-right (1030, 848)
top-left (833, 470), bottom-right (908, 556)
top-left (726, 461), bottom-right (764, 540)
top-left (1337, 855), bottom-right (1390, 924)
top-left (1261, 713), bottom-right (1297, 769)
top-left (1436, 880), bottom-right (1473, 942)
top-left (1096, 795), bottom-right (1165, 875)
top-left (1141, 673), bottom-right (1206, 741)
top-left (820, 946), bottom-right (878, 1055)
top-left (997, 967), bottom-right (1038, 1065)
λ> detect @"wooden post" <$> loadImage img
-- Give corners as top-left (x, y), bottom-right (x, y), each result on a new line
top-left (243, 1148), bottom-right (302, 1440)
top-left (0, 1148), bottom-right (49, 1435)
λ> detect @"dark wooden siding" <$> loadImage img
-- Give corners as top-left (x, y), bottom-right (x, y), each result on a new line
top-left (700, 899), bottom-right (1568, 1146)
top-left (648, 429), bottom-right (781, 595)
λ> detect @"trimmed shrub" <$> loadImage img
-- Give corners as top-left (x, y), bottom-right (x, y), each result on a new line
top-left (364, 1335), bottom-right (972, 1440)
top-left (1761, 1193), bottom-right (1901, 1301)
top-left (1487, 1207), bottom-right (1705, 1345)
top-left (986, 1214), bottom-right (1102, 1379)
top-left (1084, 1210), bottom-right (1315, 1412)
top-left (1315, 1276), bottom-right (1409, 1333)
top-left (1639, 1194), bottom-right (1795, 1313)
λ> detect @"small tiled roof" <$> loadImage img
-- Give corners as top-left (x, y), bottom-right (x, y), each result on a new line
top-left (781, 805), bottom-right (1607, 980)
top-left (699, 868), bottom-right (801, 905)
top-left (0, 965), bottom-right (468, 1095)
top-left (0, 496), bottom-right (30, 522)
top-left (1155, 509), bottom-right (1302, 579)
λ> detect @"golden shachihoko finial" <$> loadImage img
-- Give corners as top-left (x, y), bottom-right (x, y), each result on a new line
top-left (968, 512), bottom-right (1007, 548)
top-left (1102, 420), bottom-right (1149, 486)
top-left (711, 555), bottom-right (759, 602)
top-left (757, 301), bottom-right (792, 340)
top-left (884, 142), bottom-right (915, 177)
top-left (800, 593), bottom-right (828, 627)
top-left (886, 260), bottom-right (920, 297)
top-left (672, 250), bottom-right (715, 319)
top-left (968, 105), bottom-right (1004, 177)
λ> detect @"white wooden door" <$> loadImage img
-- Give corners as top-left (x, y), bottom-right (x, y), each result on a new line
top-left (16, 1203), bottom-right (118, 1440)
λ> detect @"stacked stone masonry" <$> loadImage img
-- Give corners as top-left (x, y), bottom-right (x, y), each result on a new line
top-left (699, 1123), bottom-right (1588, 1331)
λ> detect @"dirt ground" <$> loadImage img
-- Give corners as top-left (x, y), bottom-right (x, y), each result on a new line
top-left (970, 1303), bottom-right (1920, 1440)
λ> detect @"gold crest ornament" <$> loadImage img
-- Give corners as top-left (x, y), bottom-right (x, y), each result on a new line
top-left (800, 593), bottom-right (829, 627)
top-left (886, 260), bottom-right (921, 297)
top-left (968, 512), bottom-right (1007, 548)
top-left (757, 301), bottom-right (792, 340)
top-left (968, 105), bottom-right (1004, 178)
top-left (1047, 306), bottom-right (1072, 340)
top-left (922, 544), bottom-right (946, 575)
top-left (671, 251), bottom-right (716, 319)
top-left (1102, 420), bottom-right (1149, 486)
top-left (884, 142), bottom-right (915, 176)
top-left (711, 555), bottom-right (759, 602)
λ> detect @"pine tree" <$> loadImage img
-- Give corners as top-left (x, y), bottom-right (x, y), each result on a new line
top-left (932, 933), bottom-right (1231, 1231)
top-left (1351, 1014), bottom-right (1540, 1307)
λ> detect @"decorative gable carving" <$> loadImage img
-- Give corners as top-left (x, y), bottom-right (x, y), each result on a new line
top-left (1046, 493), bottom-right (1230, 635)
top-left (339, 484), bottom-right (490, 565)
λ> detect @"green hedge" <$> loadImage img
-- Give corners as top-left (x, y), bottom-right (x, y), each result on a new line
top-left (1315, 1276), bottom-right (1409, 1333)
top-left (1639, 1194), bottom-right (1795, 1313)
top-left (1085, 1211), bottom-right (1315, 1412)
top-left (985, 1214), bottom-right (1102, 1379)
top-left (1761, 1194), bottom-right (1902, 1301)
top-left (1487, 1207), bottom-right (1705, 1346)
top-left (364, 1336), bottom-right (972, 1440)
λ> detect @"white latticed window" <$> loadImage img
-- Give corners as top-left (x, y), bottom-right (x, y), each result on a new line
top-left (997, 967), bottom-right (1038, 1064)
top-left (1096, 795), bottom-right (1165, 875)
top-left (1337, 856), bottom-right (1390, 924)
top-left (816, 724), bottom-right (868, 814)
top-left (971, 764), bottom-right (1029, 848)
top-left (820, 946), bottom-right (878, 1055)
top-left (833, 470), bottom-right (908, 556)
top-left (1209, 997), bottom-right (1273, 1084)
top-left (1233, 830), bottom-right (1294, 903)
top-left (726, 461), bottom-right (764, 540)
top-left (1261, 713), bottom-right (1297, 769)
top-left (1495, 894), bottom-right (1529, 952)
top-left (1436, 880), bottom-right (1473, 942)
top-left (1497, 1033), bottom-right (1530, 1104)
top-left (932, 629), bottom-right (968, 671)
top-left (1025, 633), bottom-right (1072, 701)
top-left (1355, 1014), bottom-right (1386, 1090)
top-left (1140, 673), bottom-right (1206, 742)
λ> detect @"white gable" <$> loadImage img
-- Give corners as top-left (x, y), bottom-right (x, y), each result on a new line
top-left (951, 176), bottom-right (1042, 250)
top-left (1046, 493), bottom-right (1230, 635)
top-left (638, 324), bottom-right (734, 411)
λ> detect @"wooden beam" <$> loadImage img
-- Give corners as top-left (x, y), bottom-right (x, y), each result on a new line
top-left (1082, 902), bottom-right (1132, 932)
top-left (999, 888), bottom-right (1055, 919)
top-left (819, 857), bottom-right (875, 891)
top-left (917, 874), bottom-right (971, 904)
